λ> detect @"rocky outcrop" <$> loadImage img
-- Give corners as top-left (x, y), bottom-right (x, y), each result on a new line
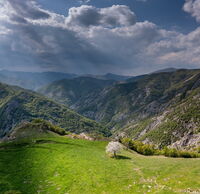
top-left (170, 132), bottom-right (200, 150)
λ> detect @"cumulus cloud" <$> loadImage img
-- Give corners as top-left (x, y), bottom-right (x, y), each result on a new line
top-left (183, 0), bottom-right (200, 22)
top-left (145, 26), bottom-right (200, 68)
top-left (66, 5), bottom-right (136, 28)
top-left (0, 0), bottom-right (200, 75)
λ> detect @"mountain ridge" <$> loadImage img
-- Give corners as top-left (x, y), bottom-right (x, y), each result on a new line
top-left (38, 76), bottom-right (116, 106)
top-left (0, 82), bottom-right (110, 137)
top-left (39, 69), bottom-right (200, 149)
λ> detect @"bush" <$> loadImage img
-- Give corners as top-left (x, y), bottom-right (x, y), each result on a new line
top-left (121, 138), bottom-right (199, 158)
top-left (120, 138), bottom-right (131, 148)
top-left (163, 147), bottom-right (198, 158)
top-left (163, 147), bottom-right (179, 157)
top-left (178, 151), bottom-right (198, 158)
top-left (32, 119), bottom-right (66, 135)
top-left (121, 138), bottom-right (156, 156)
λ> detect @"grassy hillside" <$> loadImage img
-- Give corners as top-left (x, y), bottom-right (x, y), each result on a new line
top-left (0, 83), bottom-right (110, 137)
top-left (4, 119), bottom-right (67, 142)
top-left (0, 136), bottom-right (199, 194)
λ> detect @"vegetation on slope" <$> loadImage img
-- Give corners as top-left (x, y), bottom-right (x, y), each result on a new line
top-left (4, 119), bottom-right (68, 142)
top-left (0, 83), bottom-right (110, 137)
top-left (121, 87), bottom-right (200, 148)
top-left (121, 138), bottom-right (200, 158)
top-left (39, 77), bottom-right (115, 106)
top-left (38, 69), bottom-right (200, 148)
top-left (40, 69), bottom-right (200, 128)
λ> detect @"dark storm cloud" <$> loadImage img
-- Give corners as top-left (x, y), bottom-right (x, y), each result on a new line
top-left (0, 17), bottom-right (114, 73)
top-left (0, 0), bottom-right (200, 75)
top-left (0, 1), bottom-right (136, 73)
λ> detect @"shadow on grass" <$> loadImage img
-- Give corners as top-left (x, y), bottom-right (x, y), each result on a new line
top-left (0, 139), bottom-right (82, 194)
top-left (115, 155), bottom-right (131, 160)
top-left (0, 139), bottom-right (83, 150)
top-left (35, 139), bottom-right (81, 146)
top-left (0, 138), bottom-right (82, 193)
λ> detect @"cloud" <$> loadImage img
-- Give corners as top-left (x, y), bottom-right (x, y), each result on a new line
top-left (183, 0), bottom-right (200, 22)
top-left (145, 27), bottom-right (200, 68)
top-left (0, 0), bottom-right (200, 75)
top-left (7, 0), bottom-right (50, 20)
top-left (0, 1), bottom-right (114, 73)
top-left (66, 5), bottom-right (136, 28)
top-left (79, 21), bottom-right (161, 72)
top-left (78, 0), bottom-right (91, 3)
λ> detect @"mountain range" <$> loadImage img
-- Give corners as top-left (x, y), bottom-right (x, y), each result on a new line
top-left (38, 77), bottom-right (116, 106)
top-left (38, 69), bottom-right (200, 149)
top-left (0, 68), bottom-right (200, 149)
top-left (0, 70), bottom-right (131, 90)
top-left (0, 70), bottom-right (77, 90)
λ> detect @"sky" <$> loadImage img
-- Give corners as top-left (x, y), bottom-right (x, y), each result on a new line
top-left (0, 0), bottom-right (200, 75)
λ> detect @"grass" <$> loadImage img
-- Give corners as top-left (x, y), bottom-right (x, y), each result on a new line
top-left (0, 137), bottom-right (200, 194)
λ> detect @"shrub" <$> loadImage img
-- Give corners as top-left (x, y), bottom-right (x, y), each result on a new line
top-left (121, 138), bottom-right (199, 158)
top-left (32, 119), bottom-right (66, 135)
top-left (163, 147), bottom-right (179, 157)
top-left (120, 138), bottom-right (131, 148)
top-left (163, 147), bottom-right (199, 158)
top-left (121, 138), bottom-right (157, 156)
top-left (178, 151), bottom-right (198, 158)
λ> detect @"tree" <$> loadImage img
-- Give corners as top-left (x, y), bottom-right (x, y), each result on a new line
top-left (106, 141), bottom-right (123, 157)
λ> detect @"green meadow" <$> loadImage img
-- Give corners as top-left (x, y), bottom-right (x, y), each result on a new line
top-left (0, 137), bottom-right (200, 194)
